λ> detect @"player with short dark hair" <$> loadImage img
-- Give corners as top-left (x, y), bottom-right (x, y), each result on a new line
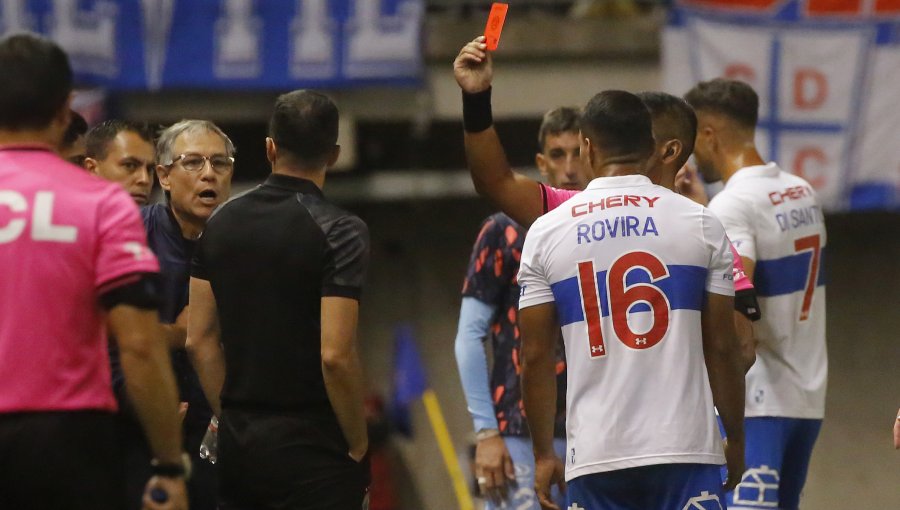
top-left (537, 107), bottom-right (579, 151)
top-left (518, 89), bottom-right (746, 509)
top-left (84, 119), bottom-right (157, 205)
top-left (685, 78), bottom-right (828, 510)
top-left (580, 90), bottom-right (655, 159)
top-left (635, 91), bottom-right (696, 186)
top-left (455, 105), bottom-right (586, 510)
top-left (685, 78), bottom-right (759, 129)
top-left (188, 90), bottom-right (370, 510)
top-left (684, 78), bottom-right (760, 187)
top-left (0, 32), bottom-right (187, 510)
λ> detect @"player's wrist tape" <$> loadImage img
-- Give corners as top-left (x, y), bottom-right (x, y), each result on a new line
top-left (462, 88), bottom-right (493, 133)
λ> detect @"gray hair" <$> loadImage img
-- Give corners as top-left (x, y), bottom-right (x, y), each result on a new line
top-left (157, 119), bottom-right (235, 166)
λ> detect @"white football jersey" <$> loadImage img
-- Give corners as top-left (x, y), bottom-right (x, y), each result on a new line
top-left (518, 175), bottom-right (735, 481)
top-left (709, 163), bottom-right (827, 419)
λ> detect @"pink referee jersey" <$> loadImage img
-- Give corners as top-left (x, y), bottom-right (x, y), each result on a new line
top-left (0, 145), bottom-right (159, 413)
top-left (541, 183), bottom-right (753, 291)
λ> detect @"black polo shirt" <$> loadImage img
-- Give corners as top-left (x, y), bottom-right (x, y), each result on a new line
top-left (192, 173), bottom-right (369, 416)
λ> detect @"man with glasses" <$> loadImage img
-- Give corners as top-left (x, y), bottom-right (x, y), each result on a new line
top-left (154, 120), bottom-right (235, 510)
top-left (113, 119), bottom-right (235, 510)
top-left (155, 120), bottom-right (235, 240)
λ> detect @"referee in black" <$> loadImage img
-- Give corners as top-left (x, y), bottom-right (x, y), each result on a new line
top-left (187, 90), bottom-right (369, 509)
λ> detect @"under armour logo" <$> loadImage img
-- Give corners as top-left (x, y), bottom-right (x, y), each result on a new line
top-left (568, 504), bottom-right (584, 510)
top-left (754, 389), bottom-right (765, 404)
top-left (591, 345), bottom-right (604, 353)
top-left (636, 337), bottom-right (647, 345)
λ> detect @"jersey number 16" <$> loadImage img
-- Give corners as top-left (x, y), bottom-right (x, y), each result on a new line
top-left (576, 251), bottom-right (672, 359)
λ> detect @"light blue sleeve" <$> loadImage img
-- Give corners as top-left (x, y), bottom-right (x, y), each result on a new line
top-left (453, 296), bottom-right (499, 432)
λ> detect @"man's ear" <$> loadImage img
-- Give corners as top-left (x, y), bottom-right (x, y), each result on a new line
top-left (83, 157), bottom-right (99, 174)
top-left (582, 136), bottom-right (595, 169)
top-left (326, 145), bottom-right (341, 168)
top-left (156, 164), bottom-right (172, 191)
top-left (661, 139), bottom-right (683, 165)
top-left (535, 152), bottom-right (549, 179)
top-left (265, 137), bottom-right (276, 164)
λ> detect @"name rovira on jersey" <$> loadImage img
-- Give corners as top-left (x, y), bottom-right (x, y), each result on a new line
top-left (576, 215), bottom-right (660, 245)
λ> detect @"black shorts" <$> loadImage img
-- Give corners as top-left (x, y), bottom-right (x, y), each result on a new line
top-left (218, 408), bottom-right (369, 510)
top-left (0, 410), bottom-right (123, 510)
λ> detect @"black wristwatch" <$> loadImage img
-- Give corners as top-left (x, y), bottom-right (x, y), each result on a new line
top-left (151, 453), bottom-right (192, 479)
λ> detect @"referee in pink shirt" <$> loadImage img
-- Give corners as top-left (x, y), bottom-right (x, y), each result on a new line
top-left (0, 34), bottom-right (188, 510)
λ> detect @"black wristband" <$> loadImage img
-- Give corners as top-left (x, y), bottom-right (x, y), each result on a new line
top-left (462, 88), bottom-right (493, 133)
top-left (150, 453), bottom-right (191, 479)
top-left (151, 462), bottom-right (185, 478)
top-left (735, 288), bottom-right (762, 321)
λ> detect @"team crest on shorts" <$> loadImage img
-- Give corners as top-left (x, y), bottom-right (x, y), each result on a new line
top-left (733, 465), bottom-right (780, 507)
top-left (683, 490), bottom-right (723, 510)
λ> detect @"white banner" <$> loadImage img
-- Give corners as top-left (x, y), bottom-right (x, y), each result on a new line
top-left (664, 0), bottom-right (900, 210)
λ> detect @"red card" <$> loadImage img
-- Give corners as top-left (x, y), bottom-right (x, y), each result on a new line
top-left (484, 3), bottom-right (509, 51)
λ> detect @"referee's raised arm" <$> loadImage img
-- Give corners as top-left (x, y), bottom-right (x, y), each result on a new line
top-left (454, 37), bottom-right (545, 228)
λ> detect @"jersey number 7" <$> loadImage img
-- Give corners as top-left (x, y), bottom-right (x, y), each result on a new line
top-left (576, 251), bottom-right (672, 359)
top-left (794, 234), bottom-right (821, 322)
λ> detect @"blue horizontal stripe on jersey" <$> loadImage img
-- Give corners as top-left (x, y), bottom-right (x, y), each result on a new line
top-left (753, 251), bottom-right (826, 298)
top-left (550, 265), bottom-right (709, 327)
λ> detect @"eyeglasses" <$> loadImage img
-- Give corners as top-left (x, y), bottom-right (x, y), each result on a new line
top-left (168, 153), bottom-right (234, 174)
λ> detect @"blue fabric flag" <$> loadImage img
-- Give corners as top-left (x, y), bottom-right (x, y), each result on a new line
top-left (389, 323), bottom-right (428, 437)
